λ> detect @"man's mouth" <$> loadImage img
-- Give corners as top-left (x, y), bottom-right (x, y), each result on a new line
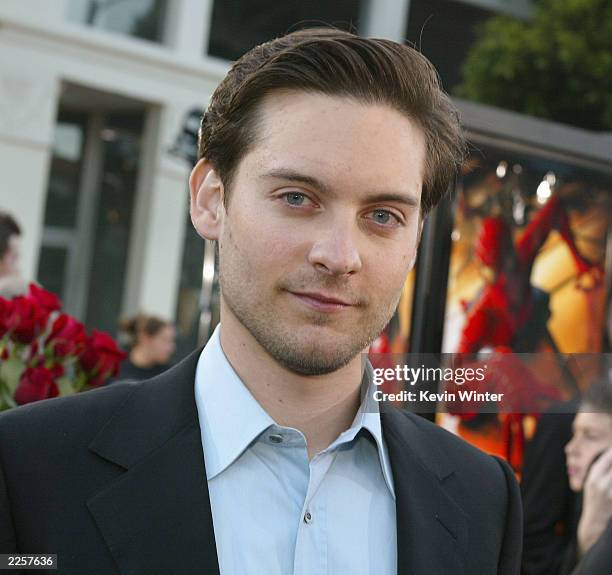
top-left (288, 290), bottom-right (355, 312)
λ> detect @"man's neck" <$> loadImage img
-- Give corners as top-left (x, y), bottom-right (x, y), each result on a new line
top-left (219, 314), bottom-right (365, 459)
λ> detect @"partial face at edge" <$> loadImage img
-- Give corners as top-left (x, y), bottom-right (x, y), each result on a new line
top-left (565, 410), bottom-right (612, 492)
top-left (192, 91), bottom-right (426, 375)
top-left (0, 235), bottom-right (21, 278)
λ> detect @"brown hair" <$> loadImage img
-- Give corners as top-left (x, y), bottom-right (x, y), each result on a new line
top-left (118, 314), bottom-right (170, 349)
top-left (0, 212), bottom-right (21, 260)
top-left (198, 27), bottom-right (466, 214)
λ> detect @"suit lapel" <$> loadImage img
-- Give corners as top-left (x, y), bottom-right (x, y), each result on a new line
top-left (381, 408), bottom-right (468, 575)
top-left (86, 348), bottom-right (219, 575)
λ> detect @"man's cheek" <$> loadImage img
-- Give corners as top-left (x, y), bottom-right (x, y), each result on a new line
top-left (383, 262), bottom-right (412, 291)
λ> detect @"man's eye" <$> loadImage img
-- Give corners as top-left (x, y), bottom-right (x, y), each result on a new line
top-left (284, 192), bottom-right (309, 206)
top-left (368, 210), bottom-right (400, 226)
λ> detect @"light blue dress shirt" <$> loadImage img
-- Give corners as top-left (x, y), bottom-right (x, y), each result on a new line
top-left (194, 325), bottom-right (397, 575)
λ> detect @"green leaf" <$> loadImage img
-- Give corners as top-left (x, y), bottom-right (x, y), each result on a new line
top-left (56, 376), bottom-right (77, 396)
top-left (0, 358), bottom-right (26, 394)
top-left (0, 385), bottom-right (17, 410)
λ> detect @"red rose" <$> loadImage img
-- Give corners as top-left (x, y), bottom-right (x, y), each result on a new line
top-left (29, 340), bottom-right (39, 359)
top-left (86, 373), bottom-right (108, 388)
top-left (45, 314), bottom-right (87, 358)
top-left (20, 284), bottom-right (61, 331)
top-left (80, 330), bottom-right (126, 386)
top-left (27, 283), bottom-right (62, 315)
top-left (50, 363), bottom-right (65, 379)
top-left (3, 296), bottom-right (46, 343)
top-left (14, 366), bottom-right (59, 405)
top-left (0, 297), bottom-right (11, 337)
top-left (30, 353), bottom-right (44, 368)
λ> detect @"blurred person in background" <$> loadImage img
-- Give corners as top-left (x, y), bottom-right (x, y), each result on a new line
top-left (571, 518), bottom-right (611, 575)
top-left (111, 314), bottom-right (176, 381)
top-left (0, 211), bottom-right (27, 298)
top-left (521, 393), bottom-right (580, 575)
top-left (562, 378), bottom-right (612, 575)
top-left (521, 308), bottom-right (611, 575)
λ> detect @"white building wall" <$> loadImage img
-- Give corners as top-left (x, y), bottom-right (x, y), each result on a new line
top-left (0, 0), bottom-right (227, 320)
top-left (0, 41), bottom-right (60, 281)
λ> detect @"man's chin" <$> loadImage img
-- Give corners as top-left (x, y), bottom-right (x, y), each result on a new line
top-left (274, 353), bottom-right (355, 377)
top-left (267, 334), bottom-right (362, 376)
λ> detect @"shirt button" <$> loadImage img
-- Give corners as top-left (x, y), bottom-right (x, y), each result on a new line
top-left (303, 511), bottom-right (313, 524)
top-left (268, 433), bottom-right (284, 444)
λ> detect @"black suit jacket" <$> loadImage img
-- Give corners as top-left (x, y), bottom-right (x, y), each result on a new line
top-left (0, 348), bottom-right (522, 574)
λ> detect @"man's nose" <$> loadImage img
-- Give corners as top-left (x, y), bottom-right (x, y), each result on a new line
top-left (307, 218), bottom-right (362, 276)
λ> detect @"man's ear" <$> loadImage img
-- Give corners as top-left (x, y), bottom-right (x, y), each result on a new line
top-left (189, 158), bottom-right (224, 241)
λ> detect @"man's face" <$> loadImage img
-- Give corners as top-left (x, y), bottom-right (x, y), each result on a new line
top-left (565, 410), bottom-right (612, 492)
top-left (195, 91), bottom-right (425, 375)
top-left (0, 235), bottom-right (21, 278)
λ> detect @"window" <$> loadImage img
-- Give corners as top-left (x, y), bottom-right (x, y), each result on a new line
top-left (67, 0), bottom-right (168, 43)
top-left (38, 93), bottom-right (146, 336)
top-left (405, 0), bottom-right (519, 91)
top-left (207, 0), bottom-right (362, 61)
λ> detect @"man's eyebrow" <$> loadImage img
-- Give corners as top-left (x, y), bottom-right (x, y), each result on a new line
top-left (260, 168), bottom-right (331, 194)
top-left (366, 192), bottom-right (420, 208)
top-left (260, 168), bottom-right (420, 208)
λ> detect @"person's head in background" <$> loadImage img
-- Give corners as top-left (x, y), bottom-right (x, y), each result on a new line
top-left (118, 314), bottom-right (176, 368)
top-left (565, 378), bottom-right (612, 492)
top-left (0, 212), bottom-right (21, 278)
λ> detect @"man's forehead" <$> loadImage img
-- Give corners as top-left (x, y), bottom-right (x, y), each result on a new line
top-left (254, 90), bottom-right (423, 140)
top-left (241, 91), bottom-right (426, 192)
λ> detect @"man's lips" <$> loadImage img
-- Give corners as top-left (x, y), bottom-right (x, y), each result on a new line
top-left (288, 291), bottom-right (356, 311)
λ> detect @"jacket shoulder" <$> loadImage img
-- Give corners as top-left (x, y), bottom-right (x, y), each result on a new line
top-left (0, 381), bottom-right (140, 446)
top-left (385, 408), bottom-right (523, 571)
top-left (387, 407), bottom-right (512, 479)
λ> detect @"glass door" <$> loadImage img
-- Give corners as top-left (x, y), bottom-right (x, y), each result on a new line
top-left (38, 104), bottom-right (145, 336)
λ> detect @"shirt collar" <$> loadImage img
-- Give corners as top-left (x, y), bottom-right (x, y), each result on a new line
top-left (194, 324), bottom-right (395, 498)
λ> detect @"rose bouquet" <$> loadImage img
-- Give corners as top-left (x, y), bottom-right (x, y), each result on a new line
top-left (0, 283), bottom-right (126, 410)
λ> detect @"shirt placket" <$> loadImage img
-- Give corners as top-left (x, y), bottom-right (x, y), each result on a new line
top-left (293, 449), bottom-right (339, 575)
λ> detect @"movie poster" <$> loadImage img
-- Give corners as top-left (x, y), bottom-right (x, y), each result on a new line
top-left (439, 147), bottom-right (610, 468)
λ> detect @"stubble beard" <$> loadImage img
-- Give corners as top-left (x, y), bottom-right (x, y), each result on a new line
top-left (219, 265), bottom-right (401, 376)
